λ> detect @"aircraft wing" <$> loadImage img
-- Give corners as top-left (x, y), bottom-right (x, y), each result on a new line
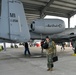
top-left (30, 28), bottom-right (76, 43)
top-left (50, 34), bottom-right (76, 43)
top-left (48, 28), bottom-right (76, 43)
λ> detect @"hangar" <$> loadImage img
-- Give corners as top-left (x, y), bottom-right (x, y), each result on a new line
top-left (0, 0), bottom-right (76, 50)
top-left (19, 0), bottom-right (76, 28)
top-left (0, 0), bottom-right (76, 27)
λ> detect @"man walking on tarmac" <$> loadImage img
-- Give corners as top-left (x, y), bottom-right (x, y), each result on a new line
top-left (24, 42), bottom-right (31, 56)
top-left (61, 42), bottom-right (65, 51)
top-left (45, 36), bottom-right (56, 71)
top-left (41, 40), bottom-right (44, 54)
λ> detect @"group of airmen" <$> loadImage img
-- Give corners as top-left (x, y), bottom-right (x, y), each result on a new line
top-left (40, 36), bottom-right (76, 71)
top-left (24, 36), bottom-right (76, 71)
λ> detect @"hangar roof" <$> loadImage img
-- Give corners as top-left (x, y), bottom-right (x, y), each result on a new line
top-left (20, 0), bottom-right (76, 24)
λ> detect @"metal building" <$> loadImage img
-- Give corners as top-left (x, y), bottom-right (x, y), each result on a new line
top-left (19, 0), bottom-right (76, 28)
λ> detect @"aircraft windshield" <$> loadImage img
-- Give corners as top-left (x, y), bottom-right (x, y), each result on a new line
top-left (0, 0), bottom-right (1, 16)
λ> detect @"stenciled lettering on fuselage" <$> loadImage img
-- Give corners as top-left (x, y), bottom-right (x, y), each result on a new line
top-left (46, 24), bottom-right (62, 28)
top-left (10, 13), bottom-right (18, 23)
top-left (9, 0), bottom-right (21, 4)
top-left (10, 13), bottom-right (16, 17)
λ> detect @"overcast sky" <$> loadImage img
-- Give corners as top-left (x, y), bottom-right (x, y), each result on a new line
top-left (44, 14), bottom-right (76, 28)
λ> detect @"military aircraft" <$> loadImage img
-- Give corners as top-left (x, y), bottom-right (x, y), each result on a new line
top-left (29, 19), bottom-right (76, 43)
top-left (0, 0), bottom-right (76, 44)
top-left (0, 0), bottom-right (30, 43)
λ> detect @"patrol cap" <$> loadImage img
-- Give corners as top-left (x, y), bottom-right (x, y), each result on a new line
top-left (46, 36), bottom-right (52, 41)
top-left (46, 36), bottom-right (49, 38)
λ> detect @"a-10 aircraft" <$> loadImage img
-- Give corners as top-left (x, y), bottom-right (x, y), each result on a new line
top-left (0, 0), bottom-right (30, 43)
top-left (30, 19), bottom-right (76, 43)
top-left (0, 0), bottom-right (76, 43)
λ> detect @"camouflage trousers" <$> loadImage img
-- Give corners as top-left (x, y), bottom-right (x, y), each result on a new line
top-left (47, 53), bottom-right (54, 68)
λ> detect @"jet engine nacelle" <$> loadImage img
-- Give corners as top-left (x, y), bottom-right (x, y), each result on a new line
top-left (30, 19), bottom-right (65, 34)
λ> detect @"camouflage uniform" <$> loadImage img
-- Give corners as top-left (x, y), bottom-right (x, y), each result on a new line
top-left (46, 41), bottom-right (56, 69)
top-left (73, 40), bottom-right (76, 54)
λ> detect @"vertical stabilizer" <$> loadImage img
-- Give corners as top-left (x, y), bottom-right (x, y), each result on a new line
top-left (0, 0), bottom-right (30, 42)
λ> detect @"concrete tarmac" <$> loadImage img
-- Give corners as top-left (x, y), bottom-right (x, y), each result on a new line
top-left (0, 46), bottom-right (76, 75)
